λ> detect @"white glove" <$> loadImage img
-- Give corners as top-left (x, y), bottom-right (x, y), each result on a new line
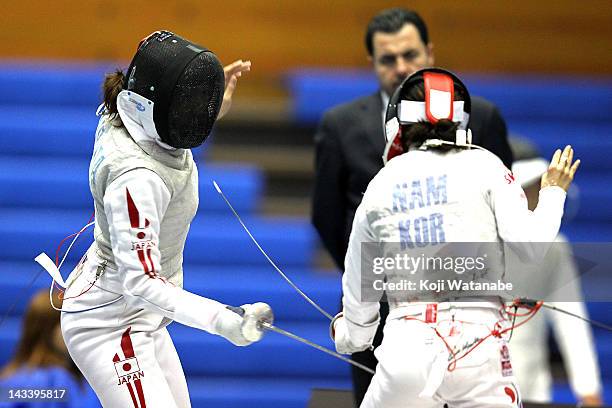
top-left (330, 312), bottom-right (379, 355)
top-left (241, 302), bottom-right (274, 342)
top-left (214, 303), bottom-right (274, 346)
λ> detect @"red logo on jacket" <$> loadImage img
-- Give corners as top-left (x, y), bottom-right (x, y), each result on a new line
top-left (126, 188), bottom-right (157, 279)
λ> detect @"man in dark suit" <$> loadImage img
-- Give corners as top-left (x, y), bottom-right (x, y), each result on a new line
top-left (311, 8), bottom-right (513, 406)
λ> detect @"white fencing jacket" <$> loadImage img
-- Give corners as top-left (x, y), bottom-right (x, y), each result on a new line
top-left (64, 114), bottom-right (226, 334)
top-left (342, 147), bottom-right (567, 346)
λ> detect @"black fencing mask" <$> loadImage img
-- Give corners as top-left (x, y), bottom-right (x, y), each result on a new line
top-left (121, 30), bottom-right (224, 149)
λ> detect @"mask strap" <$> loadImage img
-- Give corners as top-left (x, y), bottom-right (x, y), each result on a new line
top-left (424, 72), bottom-right (454, 124)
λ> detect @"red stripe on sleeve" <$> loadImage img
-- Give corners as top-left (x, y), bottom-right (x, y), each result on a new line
top-left (136, 249), bottom-right (155, 278)
top-left (146, 248), bottom-right (156, 275)
top-left (126, 188), bottom-right (141, 229)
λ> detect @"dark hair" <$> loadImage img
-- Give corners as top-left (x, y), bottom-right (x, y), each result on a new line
top-left (0, 290), bottom-right (83, 385)
top-left (102, 69), bottom-right (125, 115)
top-left (365, 8), bottom-right (429, 56)
top-left (399, 82), bottom-right (467, 152)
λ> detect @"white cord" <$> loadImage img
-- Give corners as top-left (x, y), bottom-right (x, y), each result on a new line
top-left (213, 181), bottom-right (334, 321)
top-left (47, 220), bottom-right (123, 313)
top-left (57, 221), bottom-right (95, 271)
top-left (419, 138), bottom-right (487, 152)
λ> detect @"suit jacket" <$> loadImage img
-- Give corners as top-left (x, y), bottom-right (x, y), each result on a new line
top-left (312, 92), bottom-right (513, 270)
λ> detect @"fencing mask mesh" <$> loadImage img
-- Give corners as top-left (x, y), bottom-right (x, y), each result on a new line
top-left (124, 31), bottom-right (225, 149)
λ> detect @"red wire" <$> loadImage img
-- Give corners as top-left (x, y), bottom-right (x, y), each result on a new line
top-left (55, 212), bottom-right (95, 266)
top-left (53, 211), bottom-right (177, 303)
top-left (54, 232), bottom-right (80, 267)
top-left (504, 301), bottom-right (540, 317)
top-left (404, 300), bottom-right (544, 372)
top-left (447, 301), bottom-right (543, 370)
top-left (52, 212), bottom-right (95, 301)
top-left (60, 279), bottom-right (97, 300)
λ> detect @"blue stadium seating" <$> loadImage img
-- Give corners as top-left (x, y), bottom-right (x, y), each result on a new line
top-left (286, 69), bottom-right (612, 124)
top-left (0, 157), bottom-right (263, 214)
top-left (186, 377), bottom-right (350, 408)
top-left (562, 221), bottom-right (612, 242)
top-left (586, 303), bottom-right (612, 326)
top-left (0, 209), bottom-right (315, 267)
top-left (0, 62), bottom-right (108, 107)
top-left (0, 64), bottom-right (611, 406)
top-left (510, 122), bottom-right (612, 171)
top-left (553, 380), bottom-right (612, 405)
top-left (0, 106), bottom-right (99, 157)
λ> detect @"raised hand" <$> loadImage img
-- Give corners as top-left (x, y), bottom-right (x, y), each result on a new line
top-left (541, 145), bottom-right (580, 192)
top-left (217, 59), bottom-right (251, 119)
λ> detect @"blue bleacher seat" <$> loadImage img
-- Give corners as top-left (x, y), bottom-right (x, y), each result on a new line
top-left (509, 123), bottom-right (612, 171)
top-left (0, 106), bottom-right (98, 157)
top-left (286, 69), bottom-right (378, 124)
top-left (571, 177), bottom-right (612, 221)
top-left (552, 380), bottom-right (612, 405)
top-left (187, 377), bottom-right (351, 408)
top-left (169, 321), bottom-right (348, 377)
top-left (561, 221), bottom-right (612, 242)
top-left (586, 303), bottom-right (612, 326)
top-left (0, 157), bottom-right (263, 214)
top-left (0, 209), bottom-right (315, 267)
top-left (0, 63), bottom-right (110, 107)
top-left (462, 74), bottom-right (612, 122)
top-left (286, 69), bottom-right (612, 124)
top-left (592, 329), bottom-right (612, 376)
top-left (0, 105), bottom-right (209, 158)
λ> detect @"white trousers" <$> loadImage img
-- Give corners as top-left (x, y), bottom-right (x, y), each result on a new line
top-left (62, 310), bottom-right (190, 408)
top-left (60, 256), bottom-right (191, 408)
top-left (361, 306), bottom-right (523, 408)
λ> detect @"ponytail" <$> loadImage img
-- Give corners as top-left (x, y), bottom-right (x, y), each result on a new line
top-left (102, 70), bottom-right (125, 115)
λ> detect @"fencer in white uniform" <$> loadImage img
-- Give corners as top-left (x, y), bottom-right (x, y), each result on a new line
top-left (509, 155), bottom-right (602, 405)
top-left (60, 31), bottom-right (269, 408)
top-left (331, 68), bottom-right (581, 407)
